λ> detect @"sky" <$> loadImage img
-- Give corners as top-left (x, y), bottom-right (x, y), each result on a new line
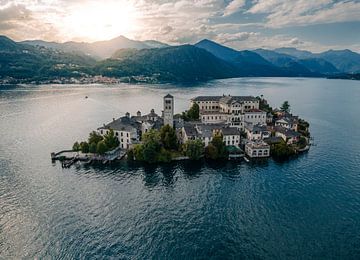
top-left (0, 0), bottom-right (359, 52)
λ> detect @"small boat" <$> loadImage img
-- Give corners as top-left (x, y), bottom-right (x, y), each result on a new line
top-left (85, 96), bottom-right (88, 99)
top-left (244, 157), bottom-right (250, 163)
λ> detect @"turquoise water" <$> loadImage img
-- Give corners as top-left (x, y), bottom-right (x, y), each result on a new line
top-left (1, 78), bottom-right (360, 259)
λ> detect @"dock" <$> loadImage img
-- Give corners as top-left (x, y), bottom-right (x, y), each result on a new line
top-left (51, 147), bottom-right (127, 168)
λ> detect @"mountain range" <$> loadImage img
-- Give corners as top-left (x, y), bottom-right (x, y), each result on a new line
top-left (21, 36), bottom-right (168, 60)
top-left (1, 35), bottom-right (360, 83)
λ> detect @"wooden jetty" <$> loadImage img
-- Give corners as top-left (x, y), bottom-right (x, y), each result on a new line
top-left (51, 147), bottom-right (127, 168)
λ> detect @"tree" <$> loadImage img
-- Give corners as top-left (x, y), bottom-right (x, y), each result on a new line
top-left (210, 134), bottom-right (228, 159)
top-left (205, 143), bottom-right (218, 160)
top-left (187, 103), bottom-right (200, 120)
top-left (160, 124), bottom-right (178, 150)
top-left (72, 142), bottom-right (80, 151)
top-left (140, 130), bottom-right (162, 163)
top-left (88, 131), bottom-right (103, 145)
top-left (142, 141), bottom-right (159, 163)
top-left (127, 149), bottom-right (135, 161)
top-left (158, 148), bottom-right (172, 163)
top-left (185, 139), bottom-right (204, 160)
top-left (271, 141), bottom-right (295, 159)
top-left (297, 136), bottom-right (307, 149)
top-left (80, 141), bottom-right (89, 153)
top-left (103, 129), bottom-right (120, 150)
top-left (96, 141), bottom-right (108, 155)
top-left (89, 142), bottom-right (97, 153)
top-left (133, 144), bottom-right (144, 161)
top-left (142, 130), bottom-right (161, 150)
top-left (280, 101), bottom-right (290, 113)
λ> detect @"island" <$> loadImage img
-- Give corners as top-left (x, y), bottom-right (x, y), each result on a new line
top-left (52, 94), bottom-right (311, 167)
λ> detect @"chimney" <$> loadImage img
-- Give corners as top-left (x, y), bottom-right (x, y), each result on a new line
top-left (113, 118), bottom-right (115, 121)
top-left (137, 111), bottom-right (141, 117)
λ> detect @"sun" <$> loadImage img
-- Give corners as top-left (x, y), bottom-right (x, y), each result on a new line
top-left (61, 1), bottom-right (139, 42)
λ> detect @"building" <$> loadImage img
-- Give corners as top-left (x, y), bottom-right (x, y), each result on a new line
top-left (180, 123), bottom-right (200, 144)
top-left (219, 127), bottom-right (241, 147)
top-left (245, 123), bottom-right (271, 141)
top-left (163, 94), bottom-right (174, 127)
top-left (200, 112), bottom-right (229, 124)
top-left (180, 123), bottom-right (240, 147)
top-left (98, 114), bottom-right (140, 149)
top-left (245, 141), bottom-right (270, 158)
top-left (243, 109), bottom-right (267, 125)
top-left (275, 127), bottom-right (301, 144)
top-left (191, 95), bottom-right (263, 130)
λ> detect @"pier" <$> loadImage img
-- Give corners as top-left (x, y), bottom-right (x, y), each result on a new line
top-left (51, 147), bottom-right (127, 168)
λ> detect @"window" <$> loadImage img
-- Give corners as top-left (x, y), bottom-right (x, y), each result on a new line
top-left (101, 130), bottom-right (103, 134)
top-left (127, 133), bottom-right (129, 137)
top-left (116, 132), bottom-right (118, 136)
top-left (121, 132), bottom-right (123, 137)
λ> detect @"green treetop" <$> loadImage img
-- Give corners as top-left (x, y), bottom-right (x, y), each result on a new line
top-left (160, 124), bottom-right (178, 150)
top-left (280, 101), bottom-right (291, 113)
top-left (187, 103), bottom-right (200, 120)
top-left (103, 129), bottom-right (120, 150)
top-left (185, 139), bottom-right (204, 160)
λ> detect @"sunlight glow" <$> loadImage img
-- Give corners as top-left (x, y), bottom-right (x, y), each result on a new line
top-left (60, 1), bottom-right (139, 42)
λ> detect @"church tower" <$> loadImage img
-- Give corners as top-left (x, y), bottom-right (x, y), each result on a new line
top-left (163, 94), bottom-right (174, 127)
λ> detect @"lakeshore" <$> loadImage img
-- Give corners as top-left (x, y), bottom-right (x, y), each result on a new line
top-left (53, 92), bottom-right (310, 166)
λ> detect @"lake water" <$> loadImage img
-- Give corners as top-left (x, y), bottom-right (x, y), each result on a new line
top-left (1, 78), bottom-right (360, 259)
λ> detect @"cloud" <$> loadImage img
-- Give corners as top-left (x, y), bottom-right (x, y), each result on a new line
top-left (223, 0), bottom-right (246, 16)
top-left (248, 0), bottom-right (360, 28)
top-left (216, 31), bottom-right (258, 43)
top-left (0, 0), bottom-right (358, 52)
top-left (0, 3), bottom-right (60, 41)
top-left (213, 32), bottom-right (318, 51)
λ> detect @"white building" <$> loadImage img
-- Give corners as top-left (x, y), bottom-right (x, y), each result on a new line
top-left (245, 123), bottom-right (271, 141)
top-left (98, 114), bottom-right (140, 149)
top-left (244, 109), bottom-right (267, 125)
top-left (219, 127), bottom-right (241, 147)
top-left (200, 112), bottom-right (229, 124)
top-left (245, 141), bottom-right (270, 158)
top-left (191, 95), bottom-right (263, 130)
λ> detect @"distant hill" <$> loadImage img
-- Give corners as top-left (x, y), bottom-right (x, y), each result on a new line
top-left (195, 39), bottom-right (314, 76)
top-left (0, 36), bottom-right (96, 80)
top-left (298, 58), bottom-right (339, 74)
top-left (22, 36), bottom-right (169, 59)
top-left (95, 45), bottom-right (239, 82)
top-left (273, 47), bottom-right (360, 73)
top-left (254, 49), bottom-right (338, 75)
top-left (274, 47), bottom-right (313, 59)
top-left (2, 35), bottom-right (360, 83)
top-left (316, 50), bottom-right (360, 73)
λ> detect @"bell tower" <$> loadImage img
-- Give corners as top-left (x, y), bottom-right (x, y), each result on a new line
top-left (163, 94), bottom-right (174, 127)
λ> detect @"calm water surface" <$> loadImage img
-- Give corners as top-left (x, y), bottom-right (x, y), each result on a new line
top-left (1, 78), bottom-right (360, 259)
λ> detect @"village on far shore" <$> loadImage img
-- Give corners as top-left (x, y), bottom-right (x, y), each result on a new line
top-left (52, 93), bottom-right (311, 167)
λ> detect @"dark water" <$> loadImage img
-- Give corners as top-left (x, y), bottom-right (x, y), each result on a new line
top-left (1, 78), bottom-right (360, 259)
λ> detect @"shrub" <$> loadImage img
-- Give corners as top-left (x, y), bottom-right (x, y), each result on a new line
top-left (96, 141), bottom-right (108, 155)
top-left (80, 141), bottom-right (89, 153)
top-left (72, 141), bottom-right (80, 151)
top-left (185, 139), bottom-right (204, 160)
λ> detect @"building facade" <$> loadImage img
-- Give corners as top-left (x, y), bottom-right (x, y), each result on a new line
top-left (163, 94), bottom-right (174, 127)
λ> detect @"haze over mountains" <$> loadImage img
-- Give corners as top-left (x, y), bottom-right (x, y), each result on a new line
top-left (1, 35), bottom-right (360, 83)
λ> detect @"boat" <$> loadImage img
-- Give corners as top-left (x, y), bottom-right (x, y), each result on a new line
top-left (244, 157), bottom-right (250, 163)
